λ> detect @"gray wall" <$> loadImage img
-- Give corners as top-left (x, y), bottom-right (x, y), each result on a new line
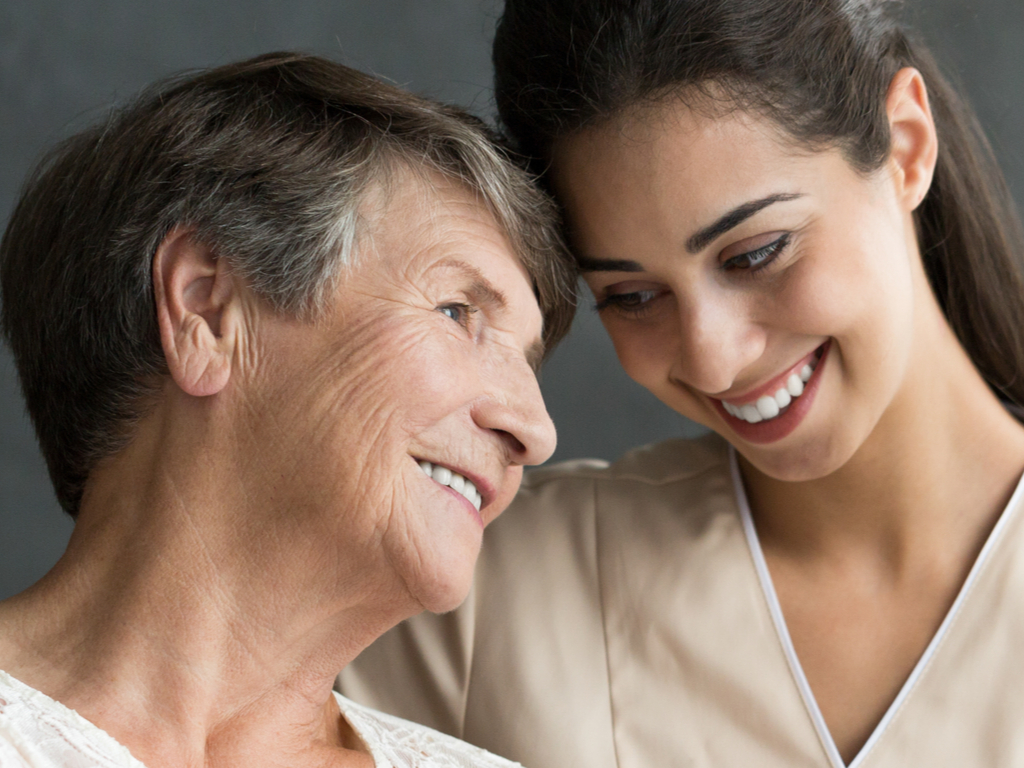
top-left (1, 0), bottom-right (1022, 599)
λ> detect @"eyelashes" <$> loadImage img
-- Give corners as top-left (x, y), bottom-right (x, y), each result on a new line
top-left (592, 232), bottom-right (793, 318)
top-left (437, 302), bottom-right (478, 329)
top-left (722, 232), bottom-right (791, 273)
top-left (593, 289), bottom-right (664, 315)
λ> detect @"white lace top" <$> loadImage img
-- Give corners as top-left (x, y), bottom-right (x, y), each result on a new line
top-left (0, 670), bottom-right (522, 768)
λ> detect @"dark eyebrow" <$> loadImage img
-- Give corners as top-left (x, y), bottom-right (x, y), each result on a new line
top-left (576, 256), bottom-right (646, 273)
top-left (574, 192), bottom-right (804, 273)
top-left (686, 193), bottom-right (803, 254)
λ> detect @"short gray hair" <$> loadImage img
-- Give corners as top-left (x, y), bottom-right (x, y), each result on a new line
top-left (1, 52), bottom-right (576, 517)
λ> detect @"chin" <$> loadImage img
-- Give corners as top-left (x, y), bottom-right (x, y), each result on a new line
top-left (405, 540), bottom-right (481, 615)
top-left (738, 431), bottom-right (858, 483)
top-left (414, 568), bottom-right (476, 615)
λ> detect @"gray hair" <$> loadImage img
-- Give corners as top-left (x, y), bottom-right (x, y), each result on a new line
top-left (0, 52), bottom-right (576, 517)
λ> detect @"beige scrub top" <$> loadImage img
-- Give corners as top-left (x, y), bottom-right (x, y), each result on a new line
top-left (338, 434), bottom-right (1024, 768)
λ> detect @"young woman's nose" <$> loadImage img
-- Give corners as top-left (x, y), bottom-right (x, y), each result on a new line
top-left (474, 356), bottom-right (557, 467)
top-left (669, 293), bottom-right (765, 395)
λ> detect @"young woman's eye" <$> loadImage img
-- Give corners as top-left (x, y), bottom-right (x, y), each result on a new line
top-left (722, 233), bottom-right (791, 272)
top-left (437, 302), bottom-right (477, 328)
top-left (594, 289), bottom-right (663, 317)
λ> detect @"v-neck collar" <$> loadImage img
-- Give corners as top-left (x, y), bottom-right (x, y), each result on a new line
top-left (729, 447), bottom-right (1024, 768)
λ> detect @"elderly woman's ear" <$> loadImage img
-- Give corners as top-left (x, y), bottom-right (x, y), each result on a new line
top-left (152, 227), bottom-right (242, 398)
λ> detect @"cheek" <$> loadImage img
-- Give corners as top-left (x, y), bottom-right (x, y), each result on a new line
top-left (774, 215), bottom-right (916, 349)
top-left (324, 318), bottom-right (468, 433)
top-left (602, 312), bottom-right (680, 386)
top-left (771, 220), bottom-right (918, 451)
top-left (246, 316), bottom-right (459, 508)
top-left (379, 481), bottom-right (484, 612)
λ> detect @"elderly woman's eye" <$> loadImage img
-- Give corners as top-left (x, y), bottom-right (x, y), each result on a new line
top-left (438, 302), bottom-right (477, 328)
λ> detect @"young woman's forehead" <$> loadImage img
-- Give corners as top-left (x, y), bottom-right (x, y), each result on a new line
top-left (551, 105), bottom-right (844, 244)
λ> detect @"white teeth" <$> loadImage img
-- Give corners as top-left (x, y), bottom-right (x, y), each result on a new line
top-left (722, 354), bottom-right (821, 424)
top-left (416, 461), bottom-right (481, 511)
top-left (740, 404), bottom-right (763, 423)
top-left (756, 395), bottom-right (779, 420)
top-left (774, 388), bottom-right (791, 409)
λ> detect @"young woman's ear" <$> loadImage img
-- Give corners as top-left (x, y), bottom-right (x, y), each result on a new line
top-left (886, 67), bottom-right (939, 211)
top-left (152, 228), bottom-right (240, 397)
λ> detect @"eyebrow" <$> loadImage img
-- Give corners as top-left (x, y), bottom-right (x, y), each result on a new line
top-left (575, 192), bottom-right (803, 273)
top-left (576, 256), bottom-right (646, 273)
top-left (686, 193), bottom-right (803, 253)
top-left (434, 258), bottom-right (508, 311)
top-left (434, 258), bottom-right (546, 373)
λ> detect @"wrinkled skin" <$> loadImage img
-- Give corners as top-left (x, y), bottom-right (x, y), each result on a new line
top-left (0, 172), bottom-right (557, 768)
top-left (230, 175), bottom-right (556, 615)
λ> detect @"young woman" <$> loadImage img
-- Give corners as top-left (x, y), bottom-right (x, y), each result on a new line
top-left (340, 2), bottom-right (1024, 767)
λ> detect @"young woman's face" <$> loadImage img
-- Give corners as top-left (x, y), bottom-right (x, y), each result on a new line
top-left (552, 102), bottom-right (935, 481)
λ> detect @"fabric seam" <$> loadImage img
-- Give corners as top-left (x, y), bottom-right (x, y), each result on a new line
top-left (731, 448), bottom-right (1024, 768)
top-left (592, 477), bottom-right (625, 768)
top-left (458, 567), bottom-right (478, 740)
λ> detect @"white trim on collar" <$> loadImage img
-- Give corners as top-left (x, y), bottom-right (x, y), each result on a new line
top-left (729, 447), bottom-right (1024, 768)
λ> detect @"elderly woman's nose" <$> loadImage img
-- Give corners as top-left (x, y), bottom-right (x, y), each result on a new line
top-left (671, 295), bottom-right (764, 395)
top-left (475, 363), bottom-right (557, 466)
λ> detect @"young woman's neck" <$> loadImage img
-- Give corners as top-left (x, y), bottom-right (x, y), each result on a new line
top-left (743, 288), bottom-right (1024, 570)
top-left (0, 400), bottom-right (405, 767)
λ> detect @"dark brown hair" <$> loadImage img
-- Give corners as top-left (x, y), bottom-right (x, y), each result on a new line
top-left (1, 52), bottom-right (576, 517)
top-left (493, 0), bottom-right (1024, 411)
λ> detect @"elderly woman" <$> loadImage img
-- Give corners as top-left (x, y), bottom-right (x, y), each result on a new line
top-left (0, 52), bottom-right (574, 768)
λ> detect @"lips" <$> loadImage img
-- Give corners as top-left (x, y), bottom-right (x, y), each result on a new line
top-left (714, 341), bottom-right (831, 444)
top-left (721, 352), bottom-right (820, 424)
top-left (416, 460), bottom-right (483, 511)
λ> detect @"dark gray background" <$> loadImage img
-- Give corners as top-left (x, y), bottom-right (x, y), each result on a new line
top-left (1, 0), bottom-right (1022, 599)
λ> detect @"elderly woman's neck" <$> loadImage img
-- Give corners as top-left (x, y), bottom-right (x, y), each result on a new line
top-left (0, 399), bottom-right (409, 766)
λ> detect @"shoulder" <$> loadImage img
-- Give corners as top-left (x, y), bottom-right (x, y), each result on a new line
top-left (335, 692), bottom-right (522, 768)
top-left (0, 671), bottom-right (145, 768)
top-left (508, 431), bottom-right (732, 516)
top-left (483, 431), bottom-right (735, 581)
top-left (522, 430), bottom-right (729, 488)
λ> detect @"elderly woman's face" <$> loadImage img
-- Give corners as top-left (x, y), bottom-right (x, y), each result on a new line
top-left (237, 175), bottom-right (556, 613)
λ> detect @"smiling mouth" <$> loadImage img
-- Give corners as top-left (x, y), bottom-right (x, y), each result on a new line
top-left (719, 343), bottom-right (827, 424)
top-left (416, 460), bottom-right (483, 511)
